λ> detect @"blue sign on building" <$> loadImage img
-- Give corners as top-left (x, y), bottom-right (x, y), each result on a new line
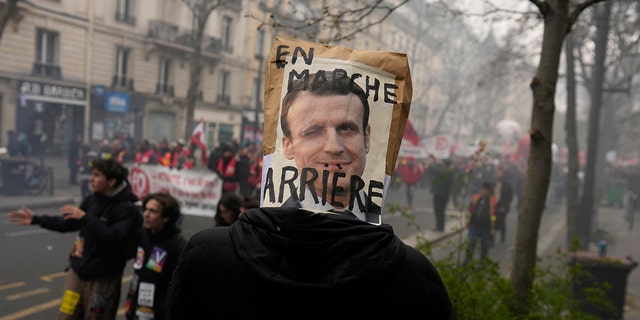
top-left (104, 91), bottom-right (130, 113)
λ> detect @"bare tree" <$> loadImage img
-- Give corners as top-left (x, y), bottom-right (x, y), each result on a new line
top-left (568, 0), bottom-right (640, 248)
top-left (181, 0), bottom-right (237, 140)
top-left (508, 0), bottom-right (610, 315)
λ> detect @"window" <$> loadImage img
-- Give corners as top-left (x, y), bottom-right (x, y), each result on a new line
top-left (217, 70), bottom-right (230, 104)
top-left (157, 58), bottom-right (173, 96)
top-left (218, 123), bottom-right (234, 144)
top-left (255, 28), bottom-right (265, 59)
top-left (33, 29), bottom-right (60, 78)
top-left (113, 47), bottom-right (132, 89)
top-left (221, 16), bottom-right (233, 52)
top-left (116, 0), bottom-right (135, 25)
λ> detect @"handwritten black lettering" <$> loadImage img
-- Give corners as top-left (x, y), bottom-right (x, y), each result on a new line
top-left (276, 45), bottom-right (314, 69)
top-left (265, 166), bottom-right (383, 211)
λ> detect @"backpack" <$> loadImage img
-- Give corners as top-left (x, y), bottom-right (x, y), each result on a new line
top-left (469, 195), bottom-right (494, 229)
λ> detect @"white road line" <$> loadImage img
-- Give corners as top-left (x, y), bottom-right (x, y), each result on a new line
top-left (5, 229), bottom-right (48, 237)
top-left (5, 287), bottom-right (50, 301)
top-left (0, 298), bottom-right (60, 320)
top-left (0, 282), bottom-right (25, 292)
top-left (538, 212), bottom-right (565, 254)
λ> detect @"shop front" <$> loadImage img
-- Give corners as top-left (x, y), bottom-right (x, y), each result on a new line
top-left (195, 108), bottom-right (242, 150)
top-left (89, 86), bottom-right (145, 147)
top-left (16, 80), bottom-right (86, 156)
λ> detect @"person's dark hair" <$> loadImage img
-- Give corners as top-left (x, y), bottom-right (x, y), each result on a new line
top-left (481, 182), bottom-right (494, 194)
top-left (242, 196), bottom-right (260, 211)
top-left (214, 193), bottom-right (243, 226)
top-left (142, 192), bottom-right (182, 232)
top-left (90, 158), bottom-right (128, 186)
top-left (280, 71), bottom-right (370, 139)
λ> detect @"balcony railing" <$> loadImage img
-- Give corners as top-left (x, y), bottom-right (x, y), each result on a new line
top-left (115, 11), bottom-right (136, 25)
top-left (111, 75), bottom-right (135, 91)
top-left (148, 20), bottom-right (178, 42)
top-left (156, 83), bottom-right (174, 97)
top-left (216, 94), bottom-right (230, 105)
top-left (32, 62), bottom-right (62, 79)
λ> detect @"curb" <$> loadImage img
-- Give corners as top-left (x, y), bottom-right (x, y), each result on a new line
top-left (0, 197), bottom-right (77, 212)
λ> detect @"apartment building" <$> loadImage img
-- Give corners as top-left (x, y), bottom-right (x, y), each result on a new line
top-left (0, 0), bottom-right (264, 155)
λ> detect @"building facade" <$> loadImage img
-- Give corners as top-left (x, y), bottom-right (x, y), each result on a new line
top-left (0, 0), bottom-right (265, 155)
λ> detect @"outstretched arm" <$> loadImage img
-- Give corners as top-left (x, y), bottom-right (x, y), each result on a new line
top-left (8, 206), bottom-right (34, 226)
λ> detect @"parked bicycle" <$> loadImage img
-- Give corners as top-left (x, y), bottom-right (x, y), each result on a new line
top-left (24, 160), bottom-right (53, 196)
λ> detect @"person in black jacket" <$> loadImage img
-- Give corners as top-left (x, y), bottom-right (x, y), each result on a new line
top-left (8, 158), bottom-right (141, 320)
top-left (166, 207), bottom-right (456, 319)
top-left (124, 192), bottom-right (186, 320)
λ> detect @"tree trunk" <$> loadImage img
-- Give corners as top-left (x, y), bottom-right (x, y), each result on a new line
top-left (509, 2), bottom-right (569, 315)
top-left (184, 19), bottom-right (205, 140)
top-left (579, 1), bottom-right (611, 250)
top-left (564, 32), bottom-right (581, 248)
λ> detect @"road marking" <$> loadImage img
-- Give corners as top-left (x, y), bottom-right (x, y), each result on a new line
top-left (538, 212), bottom-right (565, 254)
top-left (0, 298), bottom-right (60, 320)
top-left (5, 229), bottom-right (48, 237)
top-left (0, 282), bottom-right (25, 291)
top-left (5, 287), bottom-right (50, 301)
top-left (40, 272), bottom-right (66, 282)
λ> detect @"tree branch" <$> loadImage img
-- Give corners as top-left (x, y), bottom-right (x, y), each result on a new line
top-left (528, 0), bottom-right (545, 13)
top-left (568, 0), bottom-right (610, 30)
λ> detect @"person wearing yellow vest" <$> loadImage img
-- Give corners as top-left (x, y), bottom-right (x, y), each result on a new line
top-left (463, 182), bottom-right (497, 265)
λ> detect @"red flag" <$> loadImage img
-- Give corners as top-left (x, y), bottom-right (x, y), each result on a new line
top-left (403, 119), bottom-right (421, 146)
top-left (190, 119), bottom-right (207, 165)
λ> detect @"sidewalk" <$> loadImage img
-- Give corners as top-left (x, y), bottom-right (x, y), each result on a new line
top-left (0, 156), bottom-right (79, 212)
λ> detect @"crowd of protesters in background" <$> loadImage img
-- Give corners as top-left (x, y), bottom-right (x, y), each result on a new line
top-left (70, 133), bottom-right (263, 212)
top-left (392, 152), bottom-right (525, 235)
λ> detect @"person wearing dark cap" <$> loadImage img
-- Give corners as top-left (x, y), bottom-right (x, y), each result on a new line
top-left (463, 181), bottom-right (497, 265)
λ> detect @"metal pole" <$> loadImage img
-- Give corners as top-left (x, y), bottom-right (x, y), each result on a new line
top-left (254, 55), bottom-right (263, 142)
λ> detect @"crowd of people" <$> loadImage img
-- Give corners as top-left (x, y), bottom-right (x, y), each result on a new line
top-left (393, 152), bottom-right (525, 263)
top-left (70, 133), bottom-right (264, 203)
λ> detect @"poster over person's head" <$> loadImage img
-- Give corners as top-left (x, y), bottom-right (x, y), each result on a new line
top-left (260, 37), bottom-right (413, 225)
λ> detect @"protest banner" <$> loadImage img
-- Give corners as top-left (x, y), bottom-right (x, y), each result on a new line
top-left (260, 36), bottom-right (413, 225)
top-left (128, 165), bottom-right (222, 217)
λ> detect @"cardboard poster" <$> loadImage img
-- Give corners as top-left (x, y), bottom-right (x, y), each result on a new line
top-left (260, 37), bottom-right (412, 225)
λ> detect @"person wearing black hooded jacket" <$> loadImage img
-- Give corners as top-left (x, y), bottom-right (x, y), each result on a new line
top-left (125, 192), bottom-right (186, 320)
top-left (8, 158), bottom-right (141, 320)
top-left (166, 207), bottom-right (456, 319)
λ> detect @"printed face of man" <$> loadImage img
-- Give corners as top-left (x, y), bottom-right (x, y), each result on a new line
top-left (282, 91), bottom-right (370, 200)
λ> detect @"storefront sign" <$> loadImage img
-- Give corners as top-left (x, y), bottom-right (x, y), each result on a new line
top-left (104, 91), bottom-right (130, 113)
top-left (19, 80), bottom-right (86, 106)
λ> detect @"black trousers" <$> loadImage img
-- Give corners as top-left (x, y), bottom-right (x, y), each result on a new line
top-left (433, 193), bottom-right (450, 231)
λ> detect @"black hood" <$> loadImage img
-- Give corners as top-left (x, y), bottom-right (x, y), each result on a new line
top-left (92, 179), bottom-right (139, 204)
top-left (230, 207), bottom-right (406, 291)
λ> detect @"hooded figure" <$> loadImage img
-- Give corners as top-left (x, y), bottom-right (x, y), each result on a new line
top-left (166, 207), bottom-right (455, 319)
